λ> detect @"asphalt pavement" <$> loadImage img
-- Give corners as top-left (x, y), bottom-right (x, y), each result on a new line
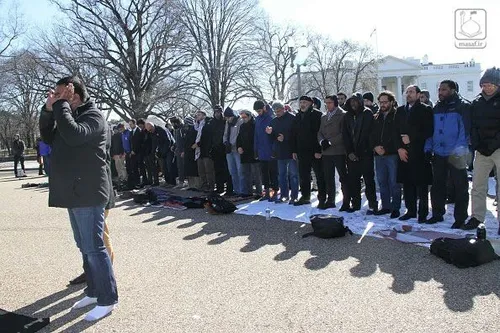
top-left (0, 170), bottom-right (499, 333)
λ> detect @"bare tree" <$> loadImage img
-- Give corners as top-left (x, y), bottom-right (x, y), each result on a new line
top-left (0, 110), bottom-right (20, 153)
top-left (42, 0), bottom-right (192, 120)
top-left (177, 0), bottom-right (261, 109)
top-left (350, 43), bottom-right (378, 93)
top-left (254, 19), bottom-right (297, 101)
top-left (1, 51), bottom-right (50, 147)
top-left (0, 0), bottom-right (24, 57)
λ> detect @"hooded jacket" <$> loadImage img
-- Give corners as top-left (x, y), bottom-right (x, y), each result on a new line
top-left (424, 93), bottom-right (470, 157)
top-left (39, 99), bottom-right (110, 208)
top-left (470, 89), bottom-right (500, 156)
top-left (291, 105), bottom-right (322, 156)
top-left (12, 138), bottom-right (25, 156)
top-left (342, 93), bottom-right (375, 157)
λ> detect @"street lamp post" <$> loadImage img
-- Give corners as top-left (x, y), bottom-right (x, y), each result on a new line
top-left (289, 40), bottom-right (309, 99)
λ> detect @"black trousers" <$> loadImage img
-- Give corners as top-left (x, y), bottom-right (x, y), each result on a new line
top-left (322, 155), bottom-right (349, 205)
top-left (213, 155), bottom-right (232, 192)
top-left (259, 160), bottom-right (279, 190)
top-left (14, 155), bottom-right (25, 176)
top-left (403, 183), bottom-right (429, 218)
top-left (431, 155), bottom-right (469, 222)
top-left (298, 156), bottom-right (326, 201)
top-left (137, 154), bottom-right (147, 184)
top-left (128, 153), bottom-right (140, 187)
top-left (347, 154), bottom-right (377, 208)
top-left (145, 155), bottom-right (159, 185)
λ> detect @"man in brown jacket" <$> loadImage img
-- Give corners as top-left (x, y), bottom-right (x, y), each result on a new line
top-left (317, 95), bottom-right (350, 211)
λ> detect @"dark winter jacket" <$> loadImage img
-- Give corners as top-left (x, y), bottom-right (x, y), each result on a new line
top-left (121, 129), bottom-right (131, 153)
top-left (210, 116), bottom-right (227, 159)
top-left (151, 125), bottom-right (175, 158)
top-left (318, 107), bottom-right (346, 156)
top-left (39, 99), bottom-right (110, 208)
top-left (110, 132), bottom-right (124, 156)
top-left (183, 125), bottom-right (198, 177)
top-left (424, 93), bottom-right (471, 157)
top-left (470, 90), bottom-right (500, 156)
top-left (342, 94), bottom-right (375, 157)
top-left (254, 111), bottom-right (274, 160)
top-left (269, 111), bottom-right (295, 160)
top-left (12, 139), bottom-right (25, 156)
top-left (395, 100), bottom-right (434, 185)
top-left (369, 107), bottom-right (399, 155)
top-left (237, 118), bottom-right (259, 164)
top-left (172, 126), bottom-right (186, 156)
top-left (291, 106), bottom-right (323, 157)
top-left (198, 117), bottom-right (214, 158)
top-left (130, 127), bottom-right (143, 155)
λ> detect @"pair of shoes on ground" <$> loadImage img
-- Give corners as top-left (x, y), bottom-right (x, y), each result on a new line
top-left (72, 296), bottom-right (117, 321)
top-left (373, 208), bottom-right (400, 219)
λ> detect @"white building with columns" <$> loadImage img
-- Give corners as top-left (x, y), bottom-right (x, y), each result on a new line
top-left (377, 55), bottom-right (482, 105)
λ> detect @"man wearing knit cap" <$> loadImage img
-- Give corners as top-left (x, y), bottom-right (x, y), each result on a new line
top-left (224, 106), bottom-right (245, 195)
top-left (363, 91), bottom-right (379, 114)
top-left (211, 105), bottom-right (233, 195)
top-left (462, 67), bottom-right (500, 235)
top-left (291, 95), bottom-right (326, 207)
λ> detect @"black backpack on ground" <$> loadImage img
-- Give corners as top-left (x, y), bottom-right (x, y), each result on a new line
top-left (302, 214), bottom-right (353, 239)
top-left (430, 237), bottom-right (499, 268)
top-left (205, 195), bottom-right (237, 214)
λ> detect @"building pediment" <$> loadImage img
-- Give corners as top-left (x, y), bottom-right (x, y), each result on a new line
top-left (378, 55), bottom-right (422, 72)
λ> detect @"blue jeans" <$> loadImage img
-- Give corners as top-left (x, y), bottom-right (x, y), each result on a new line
top-left (68, 206), bottom-right (118, 306)
top-left (277, 159), bottom-right (299, 199)
top-left (375, 154), bottom-right (401, 211)
top-left (226, 152), bottom-right (244, 194)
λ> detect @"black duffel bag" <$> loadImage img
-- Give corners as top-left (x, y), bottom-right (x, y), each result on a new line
top-left (302, 214), bottom-right (353, 239)
top-left (430, 237), bottom-right (499, 268)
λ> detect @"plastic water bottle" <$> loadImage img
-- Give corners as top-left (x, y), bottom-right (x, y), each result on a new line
top-left (476, 223), bottom-right (486, 240)
top-left (265, 207), bottom-right (271, 221)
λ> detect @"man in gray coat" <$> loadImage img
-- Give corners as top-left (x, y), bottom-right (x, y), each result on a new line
top-left (39, 76), bottom-right (118, 321)
top-left (318, 95), bottom-right (350, 210)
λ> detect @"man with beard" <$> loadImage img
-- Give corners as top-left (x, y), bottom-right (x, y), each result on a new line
top-left (424, 80), bottom-right (470, 228)
top-left (291, 96), bottom-right (326, 207)
top-left (342, 93), bottom-right (378, 213)
top-left (170, 117), bottom-right (187, 188)
top-left (318, 95), bottom-right (349, 210)
top-left (145, 119), bottom-right (175, 186)
top-left (137, 119), bottom-right (152, 186)
top-left (369, 91), bottom-right (401, 218)
top-left (211, 105), bottom-right (233, 195)
top-left (395, 85), bottom-right (434, 222)
top-left (182, 115), bottom-right (201, 190)
top-left (193, 110), bottom-right (216, 192)
top-left (420, 89), bottom-right (433, 107)
top-left (462, 67), bottom-right (500, 234)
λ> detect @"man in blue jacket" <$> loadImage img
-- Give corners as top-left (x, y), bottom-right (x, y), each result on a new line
top-left (267, 101), bottom-right (298, 204)
top-left (424, 80), bottom-right (471, 228)
top-left (254, 100), bottom-right (278, 201)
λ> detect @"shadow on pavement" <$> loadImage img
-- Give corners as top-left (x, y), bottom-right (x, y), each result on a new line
top-left (10, 284), bottom-right (107, 332)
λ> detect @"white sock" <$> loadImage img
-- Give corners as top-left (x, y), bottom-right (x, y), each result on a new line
top-left (84, 304), bottom-right (116, 321)
top-left (72, 296), bottom-right (97, 309)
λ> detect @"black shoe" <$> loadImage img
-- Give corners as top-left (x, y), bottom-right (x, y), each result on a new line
top-left (276, 197), bottom-right (289, 204)
top-left (390, 211), bottom-right (400, 219)
top-left (461, 217), bottom-right (482, 230)
top-left (317, 201), bottom-right (326, 210)
top-left (289, 198), bottom-right (298, 205)
top-left (497, 226), bottom-right (500, 236)
top-left (324, 201), bottom-right (336, 209)
top-left (399, 213), bottom-right (416, 221)
top-left (69, 272), bottom-right (86, 285)
top-left (426, 216), bottom-right (444, 224)
top-left (351, 205), bottom-right (361, 212)
top-left (374, 208), bottom-right (391, 216)
top-left (451, 221), bottom-right (465, 229)
top-left (293, 197), bottom-right (311, 206)
top-left (418, 216), bottom-right (427, 223)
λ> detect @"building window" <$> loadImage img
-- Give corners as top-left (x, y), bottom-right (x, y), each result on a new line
top-left (467, 81), bottom-right (473, 92)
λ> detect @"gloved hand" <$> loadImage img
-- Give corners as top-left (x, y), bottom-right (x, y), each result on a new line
top-left (320, 139), bottom-right (331, 151)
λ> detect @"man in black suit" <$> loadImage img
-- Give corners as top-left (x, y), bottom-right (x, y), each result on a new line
top-left (395, 85), bottom-right (434, 222)
top-left (128, 119), bottom-right (144, 188)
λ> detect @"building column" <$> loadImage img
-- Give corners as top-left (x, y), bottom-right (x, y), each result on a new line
top-left (397, 76), bottom-right (402, 105)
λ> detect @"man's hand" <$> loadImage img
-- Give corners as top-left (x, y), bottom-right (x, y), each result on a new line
top-left (277, 133), bottom-right (284, 142)
top-left (59, 83), bottom-right (74, 102)
top-left (191, 143), bottom-right (197, 149)
top-left (398, 148), bottom-right (408, 162)
top-left (131, 151), bottom-right (136, 156)
top-left (237, 147), bottom-right (244, 154)
top-left (45, 89), bottom-right (57, 111)
top-left (181, 152), bottom-right (185, 158)
top-left (314, 153), bottom-right (322, 159)
top-left (374, 146), bottom-right (385, 156)
top-left (348, 153), bottom-right (359, 162)
top-left (292, 153), bottom-right (298, 161)
top-left (402, 134), bottom-right (410, 145)
top-left (265, 126), bottom-right (273, 134)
